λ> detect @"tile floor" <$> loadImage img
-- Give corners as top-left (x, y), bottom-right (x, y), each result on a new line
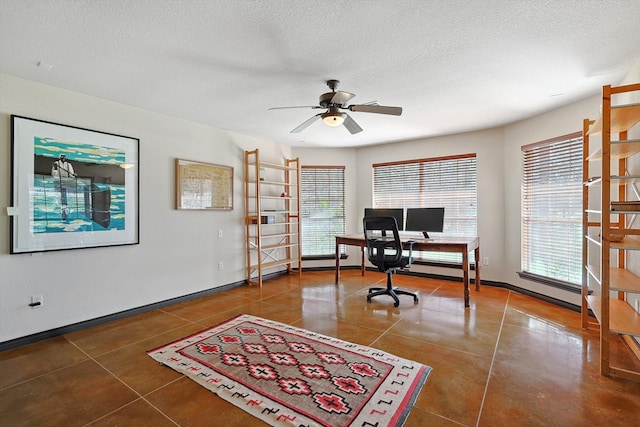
top-left (1, 270), bottom-right (640, 426)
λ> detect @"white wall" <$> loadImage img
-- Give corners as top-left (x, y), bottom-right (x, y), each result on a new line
top-left (295, 128), bottom-right (507, 281)
top-left (0, 73), bottom-right (290, 343)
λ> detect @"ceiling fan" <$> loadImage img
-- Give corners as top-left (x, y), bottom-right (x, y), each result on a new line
top-left (269, 80), bottom-right (402, 134)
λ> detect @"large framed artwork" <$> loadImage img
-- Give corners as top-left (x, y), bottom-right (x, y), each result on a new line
top-left (175, 159), bottom-right (233, 210)
top-left (10, 115), bottom-right (140, 253)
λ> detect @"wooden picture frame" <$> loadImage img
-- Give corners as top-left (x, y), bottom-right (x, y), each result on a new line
top-left (175, 159), bottom-right (233, 210)
top-left (10, 115), bottom-right (140, 253)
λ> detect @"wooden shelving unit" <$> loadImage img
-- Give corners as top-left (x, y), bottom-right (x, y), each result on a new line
top-left (582, 83), bottom-right (640, 382)
top-left (244, 149), bottom-right (301, 286)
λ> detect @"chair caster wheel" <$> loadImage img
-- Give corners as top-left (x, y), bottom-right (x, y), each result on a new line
top-left (414, 297), bottom-right (419, 303)
top-left (367, 296), bottom-right (372, 303)
top-left (394, 302), bottom-right (399, 307)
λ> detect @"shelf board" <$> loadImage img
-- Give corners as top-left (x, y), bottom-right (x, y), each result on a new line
top-left (250, 161), bottom-right (298, 171)
top-left (611, 268), bottom-right (640, 293)
top-left (610, 139), bottom-right (640, 159)
top-left (250, 258), bottom-right (296, 270)
top-left (249, 232), bottom-right (298, 239)
top-left (248, 222), bottom-right (299, 228)
top-left (610, 236), bottom-right (640, 250)
top-left (584, 176), bottom-right (601, 186)
top-left (259, 242), bottom-right (298, 251)
top-left (610, 175), bottom-right (640, 184)
top-left (587, 296), bottom-right (640, 336)
top-left (256, 180), bottom-right (298, 186)
top-left (588, 265), bottom-right (640, 292)
top-left (585, 234), bottom-right (602, 246)
top-left (586, 139), bottom-right (640, 161)
top-left (260, 195), bottom-right (297, 200)
top-left (247, 211), bottom-right (298, 216)
top-left (588, 102), bottom-right (640, 135)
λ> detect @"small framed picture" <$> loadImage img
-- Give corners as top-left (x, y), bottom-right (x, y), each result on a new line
top-left (175, 159), bottom-right (233, 210)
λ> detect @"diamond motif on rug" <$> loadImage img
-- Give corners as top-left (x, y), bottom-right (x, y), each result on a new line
top-left (147, 314), bottom-right (431, 426)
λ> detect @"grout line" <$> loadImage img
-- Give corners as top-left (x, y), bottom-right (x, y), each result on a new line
top-left (475, 290), bottom-right (511, 427)
top-left (71, 321), bottom-right (200, 359)
top-left (67, 338), bottom-right (188, 427)
top-left (0, 358), bottom-right (89, 391)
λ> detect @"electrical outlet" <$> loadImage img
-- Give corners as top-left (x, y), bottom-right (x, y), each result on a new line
top-left (218, 261), bottom-right (224, 271)
top-left (218, 229), bottom-right (223, 238)
top-left (30, 294), bottom-right (43, 309)
top-left (482, 257), bottom-right (489, 266)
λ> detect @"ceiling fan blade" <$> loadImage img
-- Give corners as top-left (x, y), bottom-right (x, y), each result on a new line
top-left (291, 114), bottom-right (322, 133)
top-left (343, 114), bottom-right (363, 134)
top-left (269, 105), bottom-right (321, 110)
top-left (349, 104), bottom-right (402, 115)
top-left (331, 91), bottom-right (355, 105)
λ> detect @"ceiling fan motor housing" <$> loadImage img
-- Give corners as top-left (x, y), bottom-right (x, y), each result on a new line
top-left (319, 92), bottom-right (338, 108)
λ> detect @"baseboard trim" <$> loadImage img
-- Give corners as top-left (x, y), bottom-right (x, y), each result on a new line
top-left (0, 279), bottom-right (247, 352)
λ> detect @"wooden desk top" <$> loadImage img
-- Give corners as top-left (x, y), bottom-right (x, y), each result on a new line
top-left (336, 234), bottom-right (479, 251)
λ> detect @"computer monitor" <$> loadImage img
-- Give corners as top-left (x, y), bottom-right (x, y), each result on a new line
top-left (405, 207), bottom-right (445, 238)
top-left (364, 208), bottom-right (404, 230)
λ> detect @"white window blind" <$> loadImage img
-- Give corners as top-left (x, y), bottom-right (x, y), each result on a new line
top-left (521, 133), bottom-right (583, 286)
top-left (301, 166), bottom-right (345, 257)
top-left (373, 154), bottom-right (477, 262)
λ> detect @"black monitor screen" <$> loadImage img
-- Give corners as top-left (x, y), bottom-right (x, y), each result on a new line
top-left (405, 208), bottom-right (445, 238)
top-left (364, 208), bottom-right (404, 230)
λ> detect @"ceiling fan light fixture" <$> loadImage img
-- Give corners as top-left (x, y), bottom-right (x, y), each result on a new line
top-left (322, 111), bottom-right (346, 127)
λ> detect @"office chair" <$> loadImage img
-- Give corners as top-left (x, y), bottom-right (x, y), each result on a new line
top-left (363, 216), bottom-right (419, 307)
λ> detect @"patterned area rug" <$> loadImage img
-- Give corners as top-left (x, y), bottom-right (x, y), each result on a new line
top-left (147, 314), bottom-right (431, 427)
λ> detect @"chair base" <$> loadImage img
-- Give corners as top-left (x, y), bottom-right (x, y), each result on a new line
top-left (367, 277), bottom-right (419, 307)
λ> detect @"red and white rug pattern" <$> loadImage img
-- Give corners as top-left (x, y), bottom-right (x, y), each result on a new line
top-left (147, 314), bottom-right (431, 426)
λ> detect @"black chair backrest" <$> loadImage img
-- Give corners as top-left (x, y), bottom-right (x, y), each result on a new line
top-left (363, 216), bottom-right (404, 271)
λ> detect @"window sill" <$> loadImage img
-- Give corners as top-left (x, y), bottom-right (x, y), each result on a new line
top-left (517, 271), bottom-right (581, 294)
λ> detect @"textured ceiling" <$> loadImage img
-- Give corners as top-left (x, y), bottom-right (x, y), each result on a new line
top-left (1, 0), bottom-right (640, 147)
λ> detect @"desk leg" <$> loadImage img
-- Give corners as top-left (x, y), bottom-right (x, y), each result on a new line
top-left (474, 247), bottom-right (481, 291)
top-left (462, 249), bottom-right (470, 308)
top-left (361, 247), bottom-right (365, 276)
top-left (335, 240), bottom-right (340, 284)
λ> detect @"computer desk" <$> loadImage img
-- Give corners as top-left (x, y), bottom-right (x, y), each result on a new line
top-left (335, 235), bottom-right (481, 307)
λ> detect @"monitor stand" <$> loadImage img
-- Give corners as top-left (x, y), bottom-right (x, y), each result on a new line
top-left (422, 231), bottom-right (430, 239)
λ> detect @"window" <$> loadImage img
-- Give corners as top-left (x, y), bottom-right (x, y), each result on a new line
top-left (372, 154), bottom-right (477, 262)
top-left (521, 132), bottom-right (583, 288)
top-left (300, 166), bottom-right (345, 257)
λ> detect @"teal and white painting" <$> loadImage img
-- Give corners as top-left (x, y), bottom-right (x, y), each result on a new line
top-left (32, 137), bottom-right (127, 234)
